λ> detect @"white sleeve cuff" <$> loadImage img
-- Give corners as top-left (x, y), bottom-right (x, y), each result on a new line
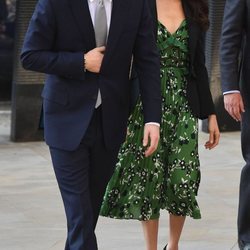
top-left (145, 122), bottom-right (160, 127)
top-left (223, 90), bottom-right (240, 95)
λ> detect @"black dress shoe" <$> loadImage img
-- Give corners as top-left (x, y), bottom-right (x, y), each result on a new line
top-left (163, 244), bottom-right (167, 250)
top-left (243, 244), bottom-right (250, 250)
top-left (239, 240), bottom-right (250, 250)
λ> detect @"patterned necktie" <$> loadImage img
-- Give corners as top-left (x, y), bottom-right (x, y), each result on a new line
top-left (94, 0), bottom-right (107, 108)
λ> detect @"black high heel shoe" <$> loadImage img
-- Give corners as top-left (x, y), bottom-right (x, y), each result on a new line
top-left (163, 244), bottom-right (168, 250)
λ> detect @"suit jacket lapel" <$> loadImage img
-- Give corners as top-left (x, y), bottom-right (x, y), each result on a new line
top-left (182, 0), bottom-right (199, 65)
top-left (69, 0), bottom-right (96, 50)
top-left (148, 0), bottom-right (158, 39)
top-left (101, 0), bottom-right (130, 68)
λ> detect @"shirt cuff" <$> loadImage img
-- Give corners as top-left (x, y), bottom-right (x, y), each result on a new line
top-left (145, 122), bottom-right (160, 127)
top-left (223, 90), bottom-right (240, 95)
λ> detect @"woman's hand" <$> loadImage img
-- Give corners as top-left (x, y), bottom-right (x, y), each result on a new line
top-left (204, 114), bottom-right (220, 150)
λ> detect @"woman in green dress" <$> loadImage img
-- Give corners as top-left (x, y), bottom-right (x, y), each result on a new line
top-left (100, 0), bottom-right (220, 249)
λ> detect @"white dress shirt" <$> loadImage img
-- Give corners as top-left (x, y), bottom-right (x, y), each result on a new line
top-left (87, 0), bottom-right (160, 127)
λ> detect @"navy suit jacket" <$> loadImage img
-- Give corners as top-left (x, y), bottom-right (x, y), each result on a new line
top-left (21, 0), bottom-right (161, 151)
top-left (220, 0), bottom-right (250, 104)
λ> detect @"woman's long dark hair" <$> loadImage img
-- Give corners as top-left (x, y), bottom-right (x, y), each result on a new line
top-left (187, 0), bottom-right (209, 30)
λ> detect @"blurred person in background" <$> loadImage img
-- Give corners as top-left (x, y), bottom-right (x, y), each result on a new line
top-left (0, 0), bottom-right (7, 23)
top-left (0, 0), bottom-right (7, 38)
top-left (220, 0), bottom-right (250, 249)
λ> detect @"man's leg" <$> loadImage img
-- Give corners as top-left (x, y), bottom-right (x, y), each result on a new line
top-left (49, 109), bottom-right (102, 250)
top-left (238, 104), bottom-right (250, 244)
top-left (89, 108), bottom-right (120, 228)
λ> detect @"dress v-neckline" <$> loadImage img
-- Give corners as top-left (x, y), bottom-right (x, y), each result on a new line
top-left (158, 19), bottom-right (186, 36)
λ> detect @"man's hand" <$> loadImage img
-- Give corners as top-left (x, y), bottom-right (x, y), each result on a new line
top-left (143, 124), bottom-right (160, 157)
top-left (84, 46), bottom-right (106, 73)
top-left (224, 93), bottom-right (245, 121)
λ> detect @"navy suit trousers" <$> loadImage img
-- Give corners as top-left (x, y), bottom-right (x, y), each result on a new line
top-left (49, 107), bottom-right (119, 250)
top-left (238, 103), bottom-right (250, 242)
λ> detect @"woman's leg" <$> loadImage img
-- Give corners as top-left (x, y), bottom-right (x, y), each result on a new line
top-left (141, 219), bottom-right (159, 250)
top-left (167, 214), bottom-right (186, 250)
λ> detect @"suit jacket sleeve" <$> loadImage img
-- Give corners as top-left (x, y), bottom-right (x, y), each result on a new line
top-left (133, 0), bottom-right (162, 124)
top-left (20, 0), bottom-right (86, 80)
top-left (195, 31), bottom-right (215, 118)
top-left (220, 0), bottom-right (245, 92)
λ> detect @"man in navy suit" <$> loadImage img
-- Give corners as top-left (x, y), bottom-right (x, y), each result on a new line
top-left (21, 0), bottom-right (161, 249)
top-left (220, 0), bottom-right (250, 249)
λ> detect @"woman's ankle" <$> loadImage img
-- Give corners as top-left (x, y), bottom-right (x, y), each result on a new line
top-left (166, 242), bottom-right (178, 250)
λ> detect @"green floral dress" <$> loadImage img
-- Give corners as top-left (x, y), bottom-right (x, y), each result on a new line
top-left (100, 20), bottom-right (201, 220)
